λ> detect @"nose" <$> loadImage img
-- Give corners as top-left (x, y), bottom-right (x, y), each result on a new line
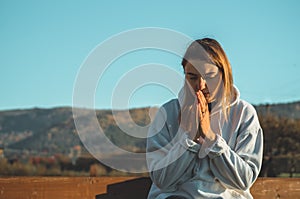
top-left (193, 76), bottom-right (206, 92)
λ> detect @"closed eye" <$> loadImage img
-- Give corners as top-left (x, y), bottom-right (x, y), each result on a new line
top-left (189, 76), bottom-right (198, 80)
top-left (204, 71), bottom-right (218, 79)
top-left (185, 72), bottom-right (199, 80)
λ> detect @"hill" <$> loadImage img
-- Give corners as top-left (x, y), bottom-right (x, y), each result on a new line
top-left (0, 101), bottom-right (300, 176)
top-left (0, 101), bottom-right (299, 154)
top-left (254, 101), bottom-right (300, 119)
top-left (0, 107), bottom-right (155, 156)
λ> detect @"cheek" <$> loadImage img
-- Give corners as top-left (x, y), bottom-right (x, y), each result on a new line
top-left (206, 76), bottom-right (222, 95)
top-left (185, 79), bottom-right (196, 90)
top-left (206, 79), bottom-right (218, 92)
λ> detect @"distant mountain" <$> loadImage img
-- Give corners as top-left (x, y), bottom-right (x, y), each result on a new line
top-left (254, 101), bottom-right (300, 119)
top-left (0, 106), bottom-right (155, 156)
top-left (0, 100), bottom-right (299, 157)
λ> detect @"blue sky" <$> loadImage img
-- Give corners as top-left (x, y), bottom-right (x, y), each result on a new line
top-left (1, 0), bottom-right (300, 110)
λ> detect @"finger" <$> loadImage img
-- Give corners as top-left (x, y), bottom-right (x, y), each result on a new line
top-left (197, 93), bottom-right (210, 122)
top-left (197, 91), bottom-right (207, 112)
top-left (197, 90), bottom-right (206, 104)
top-left (197, 103), bottom-right (204, 121)
top-left (196, 91), bottom-right (201, 103)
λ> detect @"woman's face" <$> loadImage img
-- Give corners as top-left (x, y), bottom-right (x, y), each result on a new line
top-left (184, 60), bottom-right (223, 103)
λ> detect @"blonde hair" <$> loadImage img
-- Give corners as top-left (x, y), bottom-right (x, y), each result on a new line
top-left (182, 38), bottom-right (234, 119)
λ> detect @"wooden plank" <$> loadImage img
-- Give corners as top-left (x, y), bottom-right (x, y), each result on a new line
top-left (0, 177), bottom-right (299, 199)
top-left (251, 178), bottom-right (300, 198)
top-left (0, 177), bottom-right (137, 199)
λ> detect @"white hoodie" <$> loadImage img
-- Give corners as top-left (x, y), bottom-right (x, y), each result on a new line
top-left (146, 86), bottom-right (263, 199)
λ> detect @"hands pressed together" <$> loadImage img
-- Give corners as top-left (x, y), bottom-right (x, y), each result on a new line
top-left (180, 84), bottom-right (217, 144)
top-left (194, 91), bottom-right (216, 143)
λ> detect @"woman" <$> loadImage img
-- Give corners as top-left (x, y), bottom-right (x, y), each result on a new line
top-left (146, 38), bottom-right (263, 199)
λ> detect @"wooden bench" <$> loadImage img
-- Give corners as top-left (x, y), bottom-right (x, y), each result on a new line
top-left (0, 177), bottom-right (299, 198)
top-left (96, 177), bottom-right (300, 199)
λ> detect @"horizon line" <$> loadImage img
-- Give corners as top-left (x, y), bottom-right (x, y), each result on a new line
top-left (1, 99), bottom-right (300, 112)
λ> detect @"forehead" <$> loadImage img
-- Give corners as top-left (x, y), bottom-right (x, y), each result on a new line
top-left (184, 60), bottom-right (218, 75)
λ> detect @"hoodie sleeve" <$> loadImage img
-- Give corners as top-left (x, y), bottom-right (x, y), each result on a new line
top-left (208, 104), bottom-right (263, 191)
top-left (146, 104), bottom-right (200, 192)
